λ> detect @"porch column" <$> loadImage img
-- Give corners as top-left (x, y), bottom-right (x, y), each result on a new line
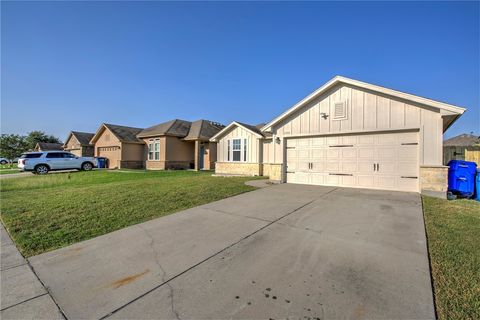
top-left (194, 140), bottom-right (200, 171)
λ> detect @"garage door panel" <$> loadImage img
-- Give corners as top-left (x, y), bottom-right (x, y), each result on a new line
top-left (285, 132), bottom-right (419, 192)
top-left (310, 173), bottom-right (327, 185)
top-left (327, 149), bottom-right (340, 158)
top-left (341, 148), bottom-right (356, 158)
top-left (341, 162), bottom-right (357, 172)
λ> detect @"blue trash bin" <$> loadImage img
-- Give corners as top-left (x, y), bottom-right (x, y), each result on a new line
top-left (96, 157), bottom-right (107, 169)
top-left (447, 160), bottom-right (477, 198)
top-left (475, 169), bottom-right (480, 201)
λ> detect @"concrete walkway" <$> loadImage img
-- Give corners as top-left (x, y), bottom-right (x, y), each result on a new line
top-left (28, 184), bottom-right (435, 319)
top-left (0, 224), bottom-right (64, 319)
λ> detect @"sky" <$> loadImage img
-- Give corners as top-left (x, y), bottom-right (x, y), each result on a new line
top-left (1, 1), bottom-right (479, 141)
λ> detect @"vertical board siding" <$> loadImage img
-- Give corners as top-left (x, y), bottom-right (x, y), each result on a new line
top-left (217, 125), bottom-right (260, 163)
top-left (274, 84), bottom-right (443, 165)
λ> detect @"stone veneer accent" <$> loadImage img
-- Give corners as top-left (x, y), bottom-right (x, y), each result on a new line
top-left (120, 161), bottom-right (145, 169)
top-left (420, 165), bottom-right (448, 198)
top-left (215, 162), bottom-right (262, 176)
top-left (262, 163), bottom-right (283, 181)
top-left (146, 161), bottom-right (192, 170)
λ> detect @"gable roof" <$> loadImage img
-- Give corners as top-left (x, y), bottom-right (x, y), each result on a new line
top-left (444, 134), bottom-right (480, 147)
top-left (65, 131), bottom-right (94, 146)
top-left (137, 119), bottom-right (191, 139)
top-left (210, 121), bottom-right (266, 142)
top-left (90, 123), bottom-right (144, 144)
top-left (35, 142), bottom-right (63, 151)
top-left (262, 76), bottom-right (466, 132)
top-left (184, 120), bottom-right (225, 141)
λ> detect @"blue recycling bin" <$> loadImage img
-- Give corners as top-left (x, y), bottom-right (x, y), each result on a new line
top-left (447, 160), bottom-right (477, 197)
top-left (96, 157), bottom-right (107, 169)
top-left (475, 169), bottom-right (480, 201)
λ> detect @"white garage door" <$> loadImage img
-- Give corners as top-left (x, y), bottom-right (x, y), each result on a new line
top-left (286, 131), bottom-right (419, 192)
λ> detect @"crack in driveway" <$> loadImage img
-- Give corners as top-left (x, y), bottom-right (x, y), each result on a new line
top-left (138, 225), bottom-right (181, 320)
top-left (101, 187), bottom-right (338, 319)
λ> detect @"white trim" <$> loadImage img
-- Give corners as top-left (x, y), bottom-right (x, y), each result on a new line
top-left (227, 137), bottom-right (248, 162)
top-left (261, 76), bottom-right (466, 132)
top-left (210, 121), bottom-right (263, 142)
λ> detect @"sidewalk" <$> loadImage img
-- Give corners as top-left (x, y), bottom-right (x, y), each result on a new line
top-left (0, 223), bottom-right (64, 320)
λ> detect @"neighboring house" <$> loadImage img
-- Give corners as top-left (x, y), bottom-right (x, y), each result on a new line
top-left (211, 76), bottom-right (465, 197)
top-left (137, 119), bottom-right (224, 170)
top-left (63, 131), bottom-right (95, 157)
top-left (34, 142), bottom-right (63, 151)
top-left (90, 123), bottom-right (145, 169)
top-left (443, 133), bottom-right (480, 165)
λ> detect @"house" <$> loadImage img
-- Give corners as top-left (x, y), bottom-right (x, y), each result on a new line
top-left (34, 142), bottom-right (64, 151)
top-left (63, 131), bottom-right (95, 157)
top-left (90, 123), bottom-right (145, 169)
top-left (211, 76), bottom-right (465, 198)
top-left (137, 119), bottom-right (224, 170)
top-left (443, 133), bottom-right (480, 165)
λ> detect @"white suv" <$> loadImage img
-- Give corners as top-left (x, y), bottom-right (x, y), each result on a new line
top-left (18, 151), bottom-right (97, 174)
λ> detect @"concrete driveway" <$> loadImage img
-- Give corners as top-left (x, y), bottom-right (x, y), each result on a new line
top-left (29, 184), bottom-right (434, 319)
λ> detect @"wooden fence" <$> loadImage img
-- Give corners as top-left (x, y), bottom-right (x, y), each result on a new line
top-left (443, 146), bottom-right (480, 165)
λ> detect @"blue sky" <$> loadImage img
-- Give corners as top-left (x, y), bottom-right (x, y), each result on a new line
top-left (2, 1), bottom-right (478, 140)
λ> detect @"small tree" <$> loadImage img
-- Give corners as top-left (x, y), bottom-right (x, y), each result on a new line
top-left (0, 134), bottom-right (27, 164)
top-left (24, 131), bottom-right (62, 151)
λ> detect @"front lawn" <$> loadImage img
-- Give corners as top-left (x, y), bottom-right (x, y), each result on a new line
top-left (422, 196), bottom-right (480, 320)
top-left (0, 170), bottom-right (260, 257)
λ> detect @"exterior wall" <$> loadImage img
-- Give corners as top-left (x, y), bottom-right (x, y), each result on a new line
top-left (205, 142), bottom-right (217, 170)
top-left (272, 84), bottom-right (444, 167)
top-left (217, 126), bottom-right (261, 163)
top-left (420, 165), bottom-right (448, 198)
top-left (121, 143), bottom-right (146, 169)
top-left (262, 163), bottom-right (282, 181)
top-left (94, 127), bottom-right (122, 169)
top-left (143, 136), bottom-right (194, 170)
top-left (215, 162), bottom-right (262, 176)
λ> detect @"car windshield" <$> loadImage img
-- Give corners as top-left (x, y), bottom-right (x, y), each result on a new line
top-left (20, 153), bottom-right (42, 159)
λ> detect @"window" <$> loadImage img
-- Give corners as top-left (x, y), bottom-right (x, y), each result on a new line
top-left (20, 153), bottom-right (42, 159)
top-left (63, 153), bottom-right (77, 158)
top-left (228, 138), bottom-right (248, 162)
top-left (46, 152), bottom-right (64, 158)
top-left (148, 139), bottom-right (160, 161)
top-left (333, 101), bottom-right (347, 120)
top-left (232, 139), bottom-right (241, 161)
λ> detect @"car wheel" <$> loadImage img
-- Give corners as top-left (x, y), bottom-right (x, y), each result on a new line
top-left (0, 160), bottom-right (7, 165)
top-left (82, 162), bottom-right (93, 171)
top-left (35, 164), bottom-right (49, 175)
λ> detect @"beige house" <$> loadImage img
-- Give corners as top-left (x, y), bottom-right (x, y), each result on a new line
top-left (137, 119), bottom-right (224, 170)
top-left (90, 123), bottom-right (145, 169)
top-left (63, 131), bottom-right (94, 157)
top-left (34, 142), bottom-right (63, 151)
top-left (211, 76), bottom-right (466, 197)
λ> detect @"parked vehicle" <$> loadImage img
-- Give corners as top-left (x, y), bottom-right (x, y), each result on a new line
top-left (18, 151), bottom-right (96, 174)
top-left (0, 158), bottom-right (8, 165)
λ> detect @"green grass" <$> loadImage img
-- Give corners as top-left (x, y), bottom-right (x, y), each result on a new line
top-left (422, 196), bottom-right (480, 320)
top-left (0, 168), bottom-right (21, 175)
top-left (1, 170), bottom-right (261, 257)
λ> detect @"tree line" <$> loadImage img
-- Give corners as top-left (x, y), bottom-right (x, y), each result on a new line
top-left (0, 131), bottom-right (62, 161)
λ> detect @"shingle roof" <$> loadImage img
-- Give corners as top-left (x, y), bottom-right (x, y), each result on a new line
top-left (444, 134), bottom-right (480, 147)
top-left (184, 120), bottom-right (225, 141)
top-left (36, 142), bottom-right (64, 150)
top-left (236, 121), bottom-right (264, 136)
top-left (137, 119), bottom-right (191, 138)
top-left (104, 123), bottom-right (144, 143)
top-left (138, 119), bottom-right (224, 140)
top-left (71, 131), bottom-right (94, 146)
